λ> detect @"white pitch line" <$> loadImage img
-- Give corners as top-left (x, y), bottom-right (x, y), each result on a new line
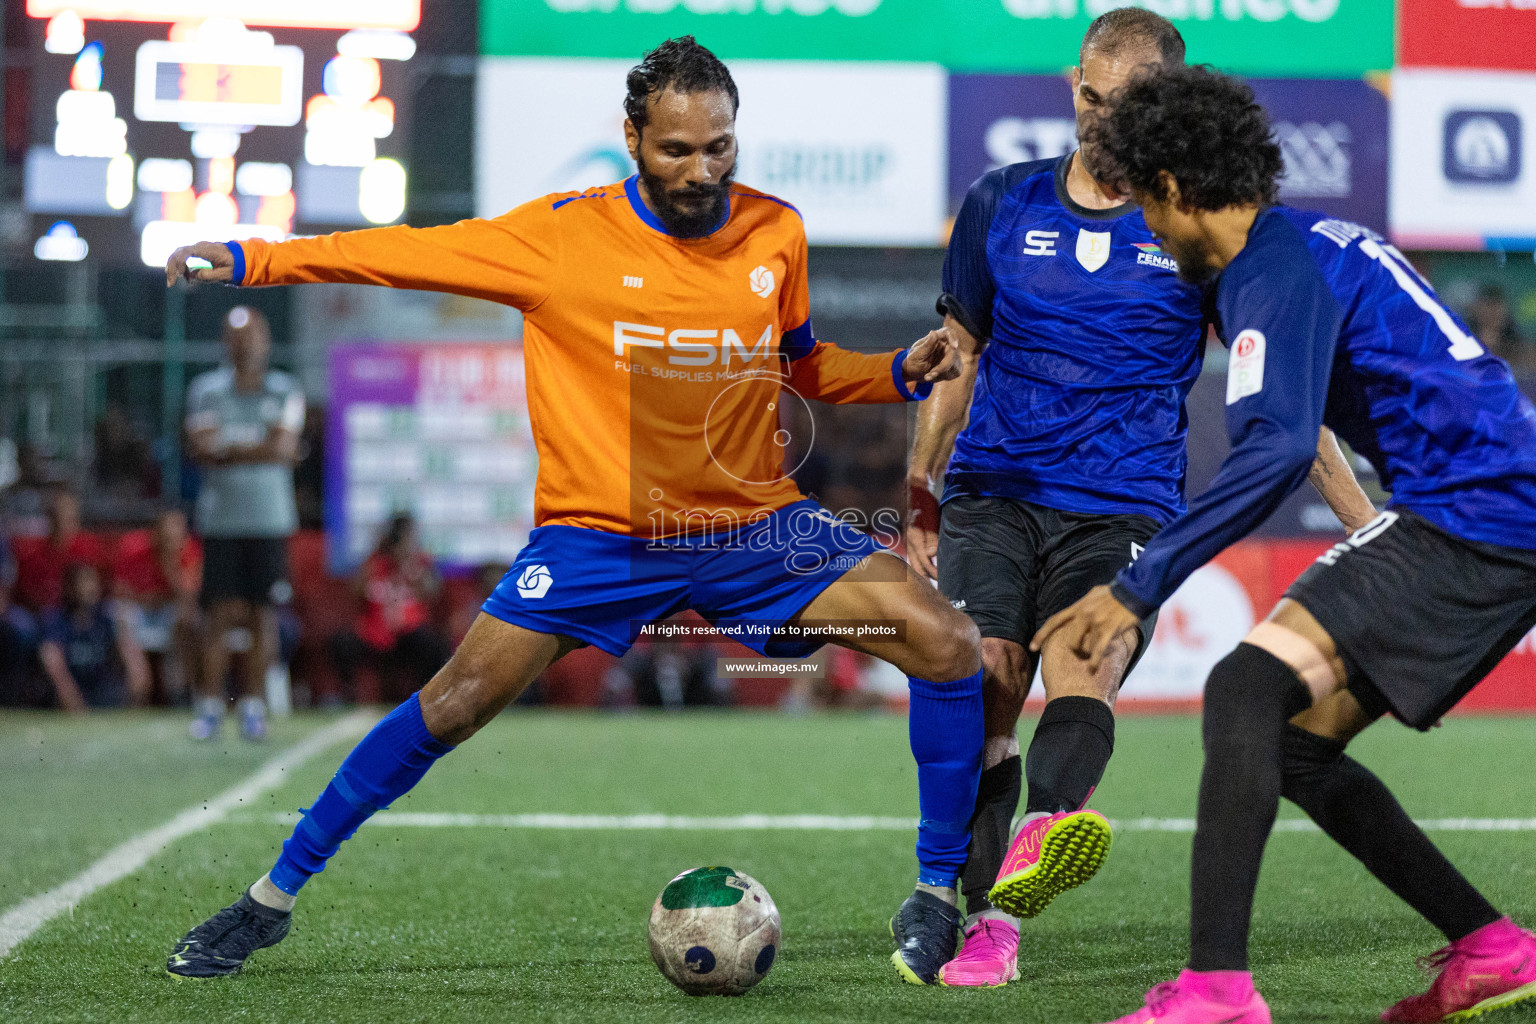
top-left (221, 810), bottom-right (1536, 834)
top-left (0, 710), bottom-right (373, 960)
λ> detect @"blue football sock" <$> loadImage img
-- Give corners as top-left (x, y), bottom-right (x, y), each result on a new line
top-left (907, 669), bottom-right (984, 888)
top-left (268, 693), bottom-right (454, 895)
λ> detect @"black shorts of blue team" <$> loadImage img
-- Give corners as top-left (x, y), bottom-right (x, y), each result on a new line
top-left (1286, 508), bottom-right (1536, 730)
top-left (936, 494), bottom-right (1160, 679)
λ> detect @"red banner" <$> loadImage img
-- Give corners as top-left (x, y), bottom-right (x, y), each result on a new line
top-left (1399, 0), bottom-right (1536, 72)
top-left (1123, 539), bottom-right (1536, 713)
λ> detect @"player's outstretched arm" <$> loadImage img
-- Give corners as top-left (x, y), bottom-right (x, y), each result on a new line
top-left (165, 210), bottom-right (559, 310)
top-left (1310, 427), bottom-right (1378, 533)
top-left (905, 318), bottom-right (983, 581)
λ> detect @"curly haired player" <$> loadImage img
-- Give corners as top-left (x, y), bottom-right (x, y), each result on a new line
top-left (1039, 64), bottom-right (1536, 1024)
top-left (906, 9), bottom-right (1375, 987)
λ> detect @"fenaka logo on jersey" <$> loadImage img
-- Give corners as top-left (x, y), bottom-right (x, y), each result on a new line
top-left (516, 564), bottom-right (554, 599)
top-left (1022, 229), bottom-right (1059, 256)
top-left (1226, 329), bottom-right (1267, 404)
top-left (614, 321), bottom-right (775, 367)
top-left (1076, 229), bottom-right (1111, 272)
top-left (749, 265), bottom-right (776, 298)
top-left (1132, 241), bottom-right (1177, 271)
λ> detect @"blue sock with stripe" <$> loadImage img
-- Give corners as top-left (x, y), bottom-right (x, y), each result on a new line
top-left (908, 669), bottom-right (985, 888)
top-left (268, 693), bottom-right (454, 895)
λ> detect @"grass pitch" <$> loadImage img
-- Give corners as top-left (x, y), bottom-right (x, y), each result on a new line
top-left (1, 709), bottom-right (1534, 1024)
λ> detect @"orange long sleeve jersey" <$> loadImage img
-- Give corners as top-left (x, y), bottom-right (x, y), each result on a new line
top-left (232, 177), bottom-right (927, 536)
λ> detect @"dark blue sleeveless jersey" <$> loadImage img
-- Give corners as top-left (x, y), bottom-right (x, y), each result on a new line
top-left (1116, 206), bottom-right (1536, 616)
top-left (939, 155), bottom-right (1208, 524)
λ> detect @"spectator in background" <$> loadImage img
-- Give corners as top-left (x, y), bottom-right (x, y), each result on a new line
top-left (93, 403), bottom-right (159, 498)
top-left (39, 562), bottom-right (151, 711)
top-left (292, 400), bottom-right (325, 529)
top-left (12, 489), bottom-right (110, 614)
top-left (114, 508), bottom-right (203, 705)
top-left (185, 306), bottom-right (304, 742)
top-left (329, 513), bottom-right (452, 704)
top-left (1467, 284), bottom-right (1532, 370)
top-left (0, 522), bottom-right (45, 706)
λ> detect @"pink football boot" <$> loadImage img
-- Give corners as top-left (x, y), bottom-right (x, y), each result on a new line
top-left (1381, 918), bottom-right (1536, 1022)
top-left (988, 809), bottom-right (1113, 919)
top-left (1098, 969), bottom-right (1271, 1024)
top-left (938, 916), bottom-right (1020, 987)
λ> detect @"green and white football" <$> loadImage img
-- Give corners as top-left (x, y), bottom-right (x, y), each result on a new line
top-left (647, 866), bottom-right (781, 996)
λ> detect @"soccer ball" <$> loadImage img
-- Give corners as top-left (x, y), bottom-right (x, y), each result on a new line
top-left (647, 866), bottom-right (781, 996)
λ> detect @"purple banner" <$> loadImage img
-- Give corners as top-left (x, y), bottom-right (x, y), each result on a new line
top-left (947, 74), bottom-right (1388, 234)
top-left (947, 74), bottom-right (1076, 214)
top-left (1249, 77), bottom-right (1389, 235)
top-left (325, 343), bottom-right (537, 575)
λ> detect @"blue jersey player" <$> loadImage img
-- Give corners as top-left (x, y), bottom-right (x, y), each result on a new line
top-left (1038, 66), bottom-right (1536, 1024)
top-left (905, 10), bottom-right (1374, 987)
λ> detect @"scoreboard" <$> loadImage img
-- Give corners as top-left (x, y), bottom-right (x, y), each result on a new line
top-left (22, 3), bottom-right (420, 266)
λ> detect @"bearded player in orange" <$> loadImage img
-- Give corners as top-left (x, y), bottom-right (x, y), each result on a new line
top-left (163, 37), bottom-right (984, 986)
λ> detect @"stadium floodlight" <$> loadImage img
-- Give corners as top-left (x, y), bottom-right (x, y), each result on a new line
top-left (26, 1), bottom-right (421, 32)
top-left (337, 30), bottom-right (416, 62)
top-left (139, 219), bottom-right (283, 268)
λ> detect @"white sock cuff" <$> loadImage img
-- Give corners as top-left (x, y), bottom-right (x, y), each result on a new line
top-left (249, 873), bottom-right (296, 912)
top-left (968, 908), bottom-right (1021, 930)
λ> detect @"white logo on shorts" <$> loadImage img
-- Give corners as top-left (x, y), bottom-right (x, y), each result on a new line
top-left (516, 564), bottom-right (554, 599)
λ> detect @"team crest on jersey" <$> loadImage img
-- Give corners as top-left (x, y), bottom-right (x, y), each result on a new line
top-left (1226, 330), bottom-right (1267, 405)
top-left (749, 265), bottom-right (775, 299)
top-left (1075, 230), bottom-right (1111, 272)
top-left (1132, 241), bottom-right (1177, 272)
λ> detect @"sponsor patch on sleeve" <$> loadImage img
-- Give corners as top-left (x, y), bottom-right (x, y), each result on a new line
top-left (1226, 329), bottom-right (1266, 405)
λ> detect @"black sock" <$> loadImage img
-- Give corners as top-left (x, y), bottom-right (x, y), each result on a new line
top-left (960, 755), bottom-right (1022, 918)
top-left (1024, 695), bottom-right (1115, 815)
top-left (1281, 724), bottom-right (1502, 942)
top-left (1189, 644), bottom-right (1311, 972)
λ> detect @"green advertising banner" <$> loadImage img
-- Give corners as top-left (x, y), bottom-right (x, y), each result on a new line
top-left (481, 0), bottom-right (1394, 76)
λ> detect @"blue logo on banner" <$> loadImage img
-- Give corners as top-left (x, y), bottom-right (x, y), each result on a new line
top-left (1443, 110), bottom-right (1522, 185)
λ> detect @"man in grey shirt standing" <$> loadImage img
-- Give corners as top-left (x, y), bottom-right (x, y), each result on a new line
top-left (185, 307), bottom-right (304, 741)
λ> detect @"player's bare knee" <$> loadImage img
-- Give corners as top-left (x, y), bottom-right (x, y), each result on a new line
top-left (905, 609), bottom-right (980, 683)
top-left (939, 612), bottom-right (982, 680)
top-left (419, 651), bottom-right (502, 743)
top-left (1244, 621), bottom-right (1342, 705)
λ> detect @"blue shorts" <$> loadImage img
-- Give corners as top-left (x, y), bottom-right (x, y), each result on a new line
top-left (481, 500), bottom-right (886, 658)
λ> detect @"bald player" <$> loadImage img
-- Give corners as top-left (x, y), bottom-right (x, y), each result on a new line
top-left (906, 9), bottom-right (1376, 986)
top-left (185, 306), bottom-right (303, 743)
